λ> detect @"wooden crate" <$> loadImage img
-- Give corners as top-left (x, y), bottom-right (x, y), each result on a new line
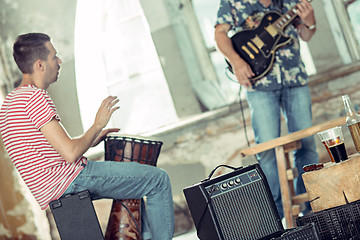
top-left (302, 153), bottom-right (360, 212)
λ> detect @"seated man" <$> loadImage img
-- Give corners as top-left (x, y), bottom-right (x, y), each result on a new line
top-left (0, 32), bottom-right (174, 240)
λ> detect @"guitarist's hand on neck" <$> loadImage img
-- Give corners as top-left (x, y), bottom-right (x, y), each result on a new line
top-left (215, 23), bottom-right (255, 88)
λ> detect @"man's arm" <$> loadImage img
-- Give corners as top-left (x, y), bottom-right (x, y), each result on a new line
top-left (41, 96), bottom-right (119, 163)
top-left (296, 0), bottom-right (316, 42)
top-left (214, 23), bottom-right (254, 87)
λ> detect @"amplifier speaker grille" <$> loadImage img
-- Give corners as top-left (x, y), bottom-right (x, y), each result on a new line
top-left (210, 180), bottom-right (281, 239)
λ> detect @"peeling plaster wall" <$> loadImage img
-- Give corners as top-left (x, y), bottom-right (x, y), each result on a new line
top-left (0, 1), bottom-right (80, 239)
top-left (0, 137), bottom-right (50, 239)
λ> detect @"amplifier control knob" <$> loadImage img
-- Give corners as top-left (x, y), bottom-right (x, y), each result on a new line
top-left (228, 180), bottom-right (234, 186)
top-left (235, 178), bottom-right (241, 184)
top-left (221, 182), bottom-right (228, 189)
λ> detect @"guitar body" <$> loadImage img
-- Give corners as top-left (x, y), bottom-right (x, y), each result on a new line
top-left (229, 11), bottom-right (294, 82)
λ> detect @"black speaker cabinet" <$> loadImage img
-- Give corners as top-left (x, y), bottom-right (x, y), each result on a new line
top-left (50, 190), bottom-right (104, 240)
top-left (183, 164), bottom-right (283, 240)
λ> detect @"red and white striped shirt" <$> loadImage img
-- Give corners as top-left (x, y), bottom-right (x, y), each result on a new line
top-left (0, 85), bottom-right (87, 210)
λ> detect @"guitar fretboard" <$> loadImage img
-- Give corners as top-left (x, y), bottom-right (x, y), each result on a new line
top-left (273, 0), bottom-right (313, 31)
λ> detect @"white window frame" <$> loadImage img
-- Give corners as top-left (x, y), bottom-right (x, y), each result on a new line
top-left (323, 0), bottom-right (360, 63)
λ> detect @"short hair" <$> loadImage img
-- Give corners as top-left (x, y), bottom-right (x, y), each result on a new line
top-left (13, 33), bottom-right (51, 74)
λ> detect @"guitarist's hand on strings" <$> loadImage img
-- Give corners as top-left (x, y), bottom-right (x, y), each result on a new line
top-left (296, 0), bottom-right (316, 41)
top-left (297, 0), bottom-right (315, 26)
top-left (214, 23), bottom-right (254, 88)
top-left (230, 57), bottom-right (254, 88)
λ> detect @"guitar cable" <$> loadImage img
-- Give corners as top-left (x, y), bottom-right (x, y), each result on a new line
top-left (225, 66), bottom-right (251, 148)
top-left (238, 84), bottom-right (251, 148)
top-left (226, 67), bottom-right (260, 163)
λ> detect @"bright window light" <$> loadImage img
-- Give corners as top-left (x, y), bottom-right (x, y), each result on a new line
top-left (74, 0), bottom-right (178, 136)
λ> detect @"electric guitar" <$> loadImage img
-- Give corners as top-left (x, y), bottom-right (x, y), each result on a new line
top-left (227, 0), bottom-right (312, 83)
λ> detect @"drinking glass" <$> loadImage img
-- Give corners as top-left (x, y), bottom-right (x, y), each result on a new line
top-left (318, 126), bottom-right (348, 163)
top-left (317, 130), bottom-right (335, 163)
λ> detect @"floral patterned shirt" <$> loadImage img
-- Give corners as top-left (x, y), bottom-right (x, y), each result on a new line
top-left (216, 0), bottom-right (308, 91)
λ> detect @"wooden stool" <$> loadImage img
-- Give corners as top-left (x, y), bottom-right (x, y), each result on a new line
top-left (236, 116), bottom-right (347, 228)
top-left (275, 140), bottom-right (309, 227)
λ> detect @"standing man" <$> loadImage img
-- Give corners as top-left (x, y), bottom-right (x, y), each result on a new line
top-left (215, 0), bottom-right (319, 219)
top-left (0, 33), bottom-right (174, 240)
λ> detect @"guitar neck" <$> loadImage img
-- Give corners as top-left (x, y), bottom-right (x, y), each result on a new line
top-left (273, 0), bottom-right (313, 31)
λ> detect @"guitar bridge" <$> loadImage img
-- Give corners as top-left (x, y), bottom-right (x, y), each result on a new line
top-left (251, 35), bottom-right (265, 49)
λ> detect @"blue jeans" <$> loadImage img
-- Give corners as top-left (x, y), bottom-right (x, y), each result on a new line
top-left (246, 85), bottom-right (319, 218)
top-left (62, 161), bottom-right (175, 240)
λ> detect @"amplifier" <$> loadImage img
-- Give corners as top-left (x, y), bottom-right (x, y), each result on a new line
top-left (183, 164), bottom-right (283, 240)
top-left (50, 190), bottom-right (104, 240)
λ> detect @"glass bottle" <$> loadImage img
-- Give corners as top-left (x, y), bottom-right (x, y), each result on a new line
top-left (342, 94), bottom-right (360, 152)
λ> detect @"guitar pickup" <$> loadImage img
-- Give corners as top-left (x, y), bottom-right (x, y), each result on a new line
top-left (241, 46), bottom-right (255, 59)
top-left (247, 42), bottom-right (259, 54)
top-left (265, 24), bottom-right (278, 37)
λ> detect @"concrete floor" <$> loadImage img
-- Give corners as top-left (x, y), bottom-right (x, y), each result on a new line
top-left (91, 199), bottom-right (199, 239)
top-left (173, 231), bottom-right (198, 240)
top-left (172, 218), bottom-right (290, 239)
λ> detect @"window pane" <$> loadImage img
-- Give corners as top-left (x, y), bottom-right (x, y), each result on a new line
top-left (192, 0), bottom-right (220, 48)
top-left (103, 16), bottom-right (162, 84)
top-left (346, 0), bottom-right (360, 47)
top-left (108, 70), bottom-right (177, 133)
top-left (75, 0), bottom-right (178, 134)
